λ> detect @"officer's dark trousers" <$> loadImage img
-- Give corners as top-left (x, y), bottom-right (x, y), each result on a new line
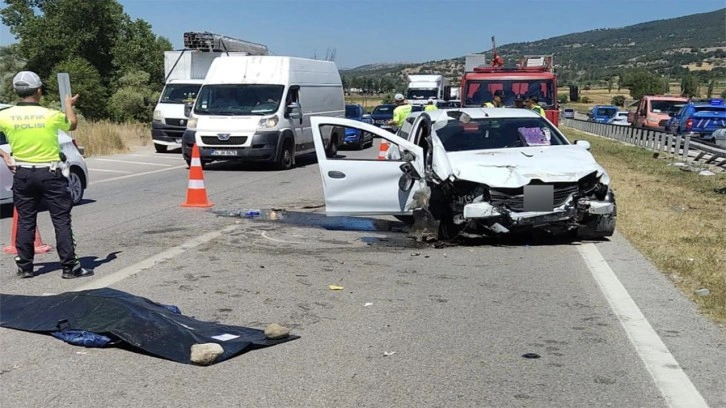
top-left (12, 166), bottom-right (77, 272)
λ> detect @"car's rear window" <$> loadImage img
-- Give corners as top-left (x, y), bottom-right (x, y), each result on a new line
top-left (694, 106), bottom-right (726, 113)
top-left (373, 105), bottom-right (394, 114)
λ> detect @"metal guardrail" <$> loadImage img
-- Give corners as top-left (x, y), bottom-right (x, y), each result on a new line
top-left (561, 118), bottom-right (726, 169)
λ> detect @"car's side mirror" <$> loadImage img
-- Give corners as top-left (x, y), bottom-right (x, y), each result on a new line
top-left (401, 150), bottom-right (416, 163)
top-left (398, 161), bottom-right (421, 191)
top-left (362, 114), bottom-right (372, 120)
top-left (574, 140), bottom-right (591, 151)
top-left (668, 112), bottom-right (675, 117)
top-left (184, 102), bottom-right (193, 118)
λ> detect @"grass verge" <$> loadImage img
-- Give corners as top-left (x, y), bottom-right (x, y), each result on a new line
top-left (562, 128), bottom-right (726, 324)
top-left (74, 120), bottom-right (151, 157)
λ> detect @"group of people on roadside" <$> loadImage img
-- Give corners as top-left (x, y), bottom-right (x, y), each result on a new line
top-left (387, 89), bottom-right (548, 129)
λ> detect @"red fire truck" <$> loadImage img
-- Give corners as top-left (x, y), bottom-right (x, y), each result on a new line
top-left (461, 46), bottom-right (560, 126)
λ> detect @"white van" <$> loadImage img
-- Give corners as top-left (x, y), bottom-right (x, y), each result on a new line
top-left (182, 56), bottom-right (345, 169)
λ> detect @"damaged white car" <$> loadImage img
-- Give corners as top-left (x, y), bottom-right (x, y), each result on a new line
top-left (310, 108), bottom-right (616, 240)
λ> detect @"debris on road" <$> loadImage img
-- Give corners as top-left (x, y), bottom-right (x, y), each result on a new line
top-left (698, 170), bottom-right (716, 176)
top-left (328, 284), bottom-right (344, 290)
top-left (695, 289), bottom-right (710, 297)
top-left (264, 323), bottom-right (291, 340)
top-left (0, 288), bottom-right (298, 365)
top-left (191, 343), bottom-right (224, 366)
top-left (383, 351), bottom-right (396, 357)
top-left (364, 302), bottom-right (373, 307)
top-left (522, 353), bottom-right (541, 359)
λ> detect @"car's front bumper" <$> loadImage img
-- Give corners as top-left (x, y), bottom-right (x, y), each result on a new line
top-left (152, 121), bottom-right (185, 147)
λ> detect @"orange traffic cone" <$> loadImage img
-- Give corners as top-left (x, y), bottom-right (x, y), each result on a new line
top-left (3, 207), bottom-right (53, 255)
top-left (377, 139), bottom-right (389, 160)
top-left (180, 144), bottom-right (213, 208)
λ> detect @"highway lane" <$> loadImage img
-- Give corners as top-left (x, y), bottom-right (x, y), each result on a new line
top-left (0, 143), bottom-right (724, 407)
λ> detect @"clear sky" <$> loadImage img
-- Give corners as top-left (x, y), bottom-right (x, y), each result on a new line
top-left (1, 0), bottom-right (724, 68)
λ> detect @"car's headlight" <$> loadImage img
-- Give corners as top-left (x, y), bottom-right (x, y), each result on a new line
top-left (153, 110), bottom-right (164, 122)
top-left (186, 115), bottom-right (198, 129)
top-left (258, 115), bottom-right (279, 129)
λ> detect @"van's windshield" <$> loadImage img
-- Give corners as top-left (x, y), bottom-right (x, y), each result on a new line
top-left (194, 84), bottom-right (285, 115)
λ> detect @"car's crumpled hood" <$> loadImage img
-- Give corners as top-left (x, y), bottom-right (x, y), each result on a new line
top-left (446, 146), bottom-right (609, 188)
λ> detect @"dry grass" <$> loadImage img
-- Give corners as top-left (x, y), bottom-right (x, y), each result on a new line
top-left (73, 120), bottom-right (151, 157)
top-left (562, 128), bottom-right (726, 323)
top-left (345, 95), bottom-right (385, 110)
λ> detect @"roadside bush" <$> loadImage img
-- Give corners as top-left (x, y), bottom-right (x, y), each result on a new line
top-left (721, 89), bottom-right (726, 99)
top-left (46, 57), bottom-right (107, 120)
top-left (611, 95), bottom-right (626, 106)
top-left (581, 96), bottom-right (592, 103)
top-left (557, 93), bottom-right (568, 104)
top-left (108, 71), bottom-right (156, 123)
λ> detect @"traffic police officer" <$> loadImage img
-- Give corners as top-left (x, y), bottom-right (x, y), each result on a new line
top-left (482, 90), bottom-right (504, 108)
top-left (527, 96), bottom-right (546, 117)
top-left (388, 93), bottom-right (412, 129)
top-left (424, 98), bottom-right (438, 112)
top-left (0, 71), bottom-right (94, 279)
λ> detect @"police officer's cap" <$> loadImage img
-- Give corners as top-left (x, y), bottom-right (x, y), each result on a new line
top-left (13, 71), bottom-right (42, 90)
top-left (394, 93), bottom-right (405, 102)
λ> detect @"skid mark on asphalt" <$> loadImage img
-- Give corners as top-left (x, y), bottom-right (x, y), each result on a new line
top-left (71, 225), bottom-right (238, 292)
top-left (578, 243), bottom-right (708, 408)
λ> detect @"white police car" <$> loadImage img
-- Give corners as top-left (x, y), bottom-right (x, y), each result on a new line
top-left (0, 103), bottom-right (89, 205)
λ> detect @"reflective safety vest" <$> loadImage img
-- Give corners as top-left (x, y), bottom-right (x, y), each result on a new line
top-left (392, 104), bottom-right (413, 127)
top-left (482, 102), bottom-right (495, 108)
top-left (424, 104), bottom-right (438, 111)
top-left (0, 103), bottom-right (70, 163)
top-left (531, 105), bottom-right (546, 117)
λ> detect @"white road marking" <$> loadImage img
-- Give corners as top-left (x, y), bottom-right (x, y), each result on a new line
top-left (261, 230), bottom-right (305, 244)
top-left (128, 154), bottom-right (182, 161)
top-left (578, 243), bottom-right (708, 408)
top-left (72, 225), bottom-right (237, 292)
top-left (93, 158), bottom-right (172, 167)
top-left (87, 168), bottom-right (132, 174)
top-left (90, 165), bottom-right (186, 185)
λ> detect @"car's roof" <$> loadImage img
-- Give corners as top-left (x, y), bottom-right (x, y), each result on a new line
top-left (643, 95), bottom-right (688, 101)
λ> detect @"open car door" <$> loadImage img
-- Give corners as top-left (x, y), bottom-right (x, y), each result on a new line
top-left (311, 117), bottom-right (425, 216)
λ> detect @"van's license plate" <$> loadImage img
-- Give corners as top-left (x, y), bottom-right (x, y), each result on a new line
top-left (211, 150), bottom-right (238, 157)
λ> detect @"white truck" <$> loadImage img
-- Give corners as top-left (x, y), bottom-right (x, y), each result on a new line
top-left (151, 32), bottom-right (268, 153)
top-left (405, 74), bottom-right (447, 106)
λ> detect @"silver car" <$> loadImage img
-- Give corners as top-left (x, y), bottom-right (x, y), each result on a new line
top-left (0, 103), bottom-right (89, 205)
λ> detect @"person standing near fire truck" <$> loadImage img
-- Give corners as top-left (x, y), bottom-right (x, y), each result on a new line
top-left (527, 96), bottom-right (546, 117)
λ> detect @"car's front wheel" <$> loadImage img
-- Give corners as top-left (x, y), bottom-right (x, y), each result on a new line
top-left (68, 167), bottom-right (85, 205)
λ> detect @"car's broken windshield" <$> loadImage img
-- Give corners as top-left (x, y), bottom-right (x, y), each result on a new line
top-left (436, 117), bottom-right (567, 151)
top-left (194, 84), bottom-right (284, 115)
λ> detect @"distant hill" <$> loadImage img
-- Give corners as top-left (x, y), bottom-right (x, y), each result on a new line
top-left (341, 8), bottom-right (726, 87)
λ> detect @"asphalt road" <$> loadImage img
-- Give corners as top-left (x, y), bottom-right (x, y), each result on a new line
top-left (0, 142), bottom-right (724, 408)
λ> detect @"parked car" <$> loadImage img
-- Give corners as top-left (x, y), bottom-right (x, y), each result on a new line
top-left (562, 108), bottom-right (575, 119)
top-left (0, 103), bottom-right (89, 205)
top-left (629, 95), bottom-right (689, 130)
top-left (609, 111), bottom-right (630, 126)
top-left (342, 104), bottom-right (374, 149)
top-left (309, 108), bottom-right (616, 240)
top-left (370, 104), bottom-right (396, 131)
top-left (588, 105), bottom-right (618, 123)
top-left (666, 98), bottom-right (726, 140)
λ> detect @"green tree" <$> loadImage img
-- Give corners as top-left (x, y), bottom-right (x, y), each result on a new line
top-left (45, 58), bottom-right (106, 120)
top-left (607, 78), bottom-right (613, 93)
top-left (721, 89), bottom-right (726, 99)
top-left (0, 44), bottom-right (26, 102)
top-left (611, 95), bottom-right (626, 106)
top-left (108, 71), bottom-right (156, 122)
top-left (680, 74), bottom-right (700, 98)
top-left (706, 80), bottom-right (715, 98)
top-left (557, 93), bottom-right (568, 104)
top-left (112, 16), bottom-right (171, 87)
top-left (623, 70), bottom-right (663, 100)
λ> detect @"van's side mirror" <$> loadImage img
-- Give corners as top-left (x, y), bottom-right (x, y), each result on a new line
top-left (287, 102), bottom-right (302, 120)
top-left (184, 102), bottom-right (193, 118)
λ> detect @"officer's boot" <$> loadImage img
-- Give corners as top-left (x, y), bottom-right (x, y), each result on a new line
top-left (62, 263), bottom-right (94, 279)
top-left (15, 256), bottom-right (34, 278)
